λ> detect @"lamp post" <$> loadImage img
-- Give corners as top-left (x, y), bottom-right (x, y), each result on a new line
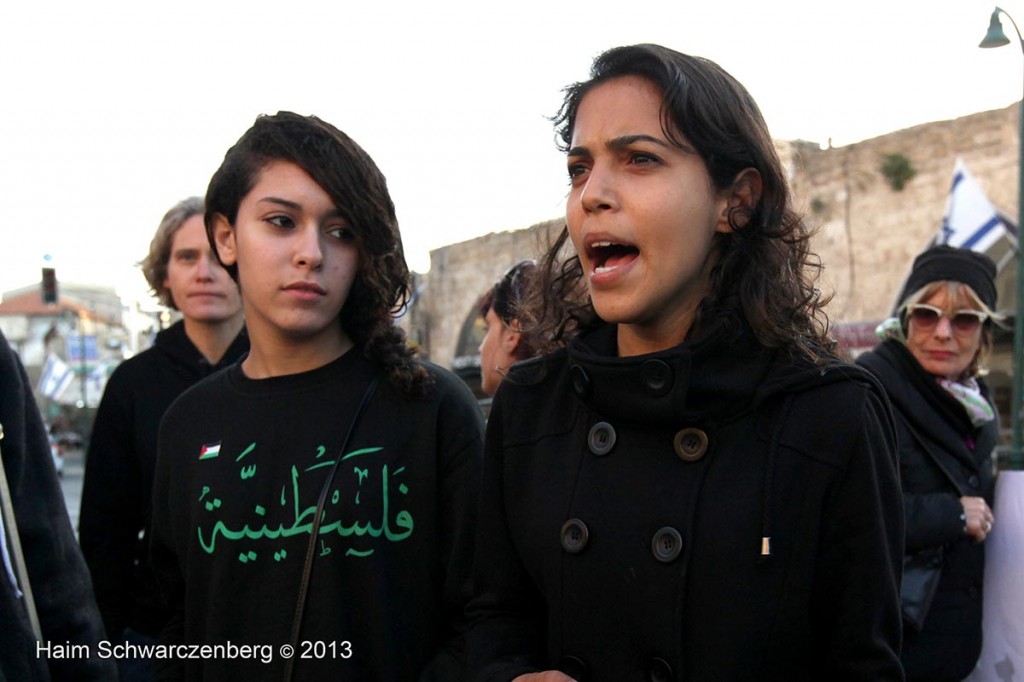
top-left (981, 6), bottom-right (1024, 470)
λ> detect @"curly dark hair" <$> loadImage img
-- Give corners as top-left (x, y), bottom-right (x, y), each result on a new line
top-left (204, 111), bottom-right (429, 395)
top-left (539, 44), bottom-right (833, 360)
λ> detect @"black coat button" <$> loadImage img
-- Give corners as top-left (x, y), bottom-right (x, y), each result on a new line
top-left (570, 364), bottom-right (591, 399)
top-left (673, 428), bottom-right (708, 461)
top-left (561, 519), bottom-right (590, 554)
top-left (648, 657), bottom-right (673, 682)
top-left (651, 527), bottom-right (683, 563)
top-left (968, 475), bottom-right (980, 489)
top-left (588, 421), bottom-right (616, 456)
top-left (558, 655), bottom-right (588, 680)
top-left (640, 359), bottom-right (673, 396)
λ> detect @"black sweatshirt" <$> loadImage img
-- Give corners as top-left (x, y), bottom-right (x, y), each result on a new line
top-left (150, 347), bottom-right (483, 680)
top-left (79, 320), bottom-right (248, 638)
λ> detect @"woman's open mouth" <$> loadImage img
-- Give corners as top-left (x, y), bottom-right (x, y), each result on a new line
top-left (588, 240), bottom-right (639, 274)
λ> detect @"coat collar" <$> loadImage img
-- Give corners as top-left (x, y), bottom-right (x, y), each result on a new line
top-left (565, 322), bottom-right (778, 426)
top-left (859, 339), bottom-right (995, 475)
top-left (867, 340), bottom-right (975, 436)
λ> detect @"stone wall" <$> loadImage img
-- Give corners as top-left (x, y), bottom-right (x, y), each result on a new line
top-left (410, 219), bottom-right (562, 368)
top-left (791, 104), bottom-right (1018, 322)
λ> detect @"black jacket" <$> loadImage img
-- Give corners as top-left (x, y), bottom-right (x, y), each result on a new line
top-left (79, 320), bottom-right (248, 638)
top-left (858, 339), bottom-right (996, 680)
top-left (469, 323), bottom-right (905, 682)
top-left (0, 329), bottom-right (114, 681)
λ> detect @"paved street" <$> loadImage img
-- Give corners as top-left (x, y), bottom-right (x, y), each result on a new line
top-left (57, 447), bottom-right (84, 535)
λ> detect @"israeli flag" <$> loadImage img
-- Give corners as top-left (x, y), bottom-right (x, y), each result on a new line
top-left (37, 354), bottom-right (73, 400)
top-left (939, 159), bottom-right (1008, 252)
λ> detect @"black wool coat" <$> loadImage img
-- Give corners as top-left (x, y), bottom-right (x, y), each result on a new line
top-left (0, 329), bottom-right (114, 681)
top-left (469, 323), bottom-right (905, 682)
top-left (858, 340), bottom-right (997, 680)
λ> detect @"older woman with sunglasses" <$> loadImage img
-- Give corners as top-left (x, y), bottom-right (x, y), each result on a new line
top-left (858, 244), bottom-right (1001, 681)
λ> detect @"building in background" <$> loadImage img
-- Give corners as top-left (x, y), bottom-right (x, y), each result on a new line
top-left (0, 280), bottom-right (164, 438)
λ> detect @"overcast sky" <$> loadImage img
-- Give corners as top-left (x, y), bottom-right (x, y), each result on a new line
top-left (1, 0), bottom-right (1019, 305)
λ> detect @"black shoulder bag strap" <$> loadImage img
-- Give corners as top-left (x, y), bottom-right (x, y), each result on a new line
top-left (283, 375), bottom-right (380, 682)
top-left (902, 418), bottom-right (968, 497)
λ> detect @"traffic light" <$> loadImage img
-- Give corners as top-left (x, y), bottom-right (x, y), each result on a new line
top-left (41, 267), bottom-right (58, 304)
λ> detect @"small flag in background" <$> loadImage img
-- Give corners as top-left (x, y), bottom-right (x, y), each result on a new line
top-left (37, 354), bottom-right (74, 400)
top-left (939, 159), bottom-right (1009, 252)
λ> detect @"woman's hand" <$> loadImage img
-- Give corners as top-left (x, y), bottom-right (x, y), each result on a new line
top-left (961, 495), bottom-right (995, 543)
top-left (513, 673), bottom-right (578, 682)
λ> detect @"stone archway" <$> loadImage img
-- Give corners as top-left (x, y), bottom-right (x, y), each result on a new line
top-left (406, 218), bottom-right (562, 369)
top-left (450, 293), bottom-right (487, 399)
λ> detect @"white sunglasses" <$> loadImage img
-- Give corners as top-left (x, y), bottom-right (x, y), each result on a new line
top-left (906, 303), bottom-right (988, 334)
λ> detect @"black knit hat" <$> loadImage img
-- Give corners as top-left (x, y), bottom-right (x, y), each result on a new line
top-left (897, 245), bottom-right (997, 310)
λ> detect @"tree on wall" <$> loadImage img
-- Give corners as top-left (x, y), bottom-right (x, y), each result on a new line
top-left (879, 152), bottom-right (917, 191)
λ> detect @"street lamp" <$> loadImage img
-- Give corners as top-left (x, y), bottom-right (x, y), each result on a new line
top-left (981, 7), bottom-right (1024, 470)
